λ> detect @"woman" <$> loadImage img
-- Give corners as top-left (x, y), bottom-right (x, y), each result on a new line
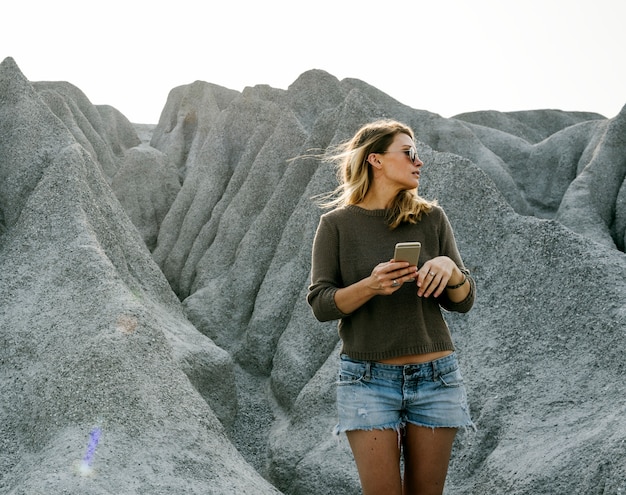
top-left (307, 119), bottom-right (476, 495)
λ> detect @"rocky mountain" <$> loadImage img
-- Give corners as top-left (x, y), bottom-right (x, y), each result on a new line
top-left (1, 56), bottom-right (625, 494)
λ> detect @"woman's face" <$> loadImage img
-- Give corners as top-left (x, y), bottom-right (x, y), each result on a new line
top-left (375, 133), bottom-right (423, 192)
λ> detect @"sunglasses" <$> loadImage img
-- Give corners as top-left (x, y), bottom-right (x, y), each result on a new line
top-left (376, 147), bottom-right (419, 163)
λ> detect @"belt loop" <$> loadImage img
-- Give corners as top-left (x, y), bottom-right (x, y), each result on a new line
top-left (431, 359), bottom-right (438, 379)
top-left (364, 361), bottom-right (372, 380)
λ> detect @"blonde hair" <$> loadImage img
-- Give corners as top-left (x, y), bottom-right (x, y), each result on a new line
top-left (319, 119), bottom-right (435, 229)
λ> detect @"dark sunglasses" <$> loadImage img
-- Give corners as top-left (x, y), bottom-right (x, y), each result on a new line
top-left (376, 147), bottom-right (419, 163)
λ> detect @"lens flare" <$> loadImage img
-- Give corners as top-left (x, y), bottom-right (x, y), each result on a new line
top-left (77, 427), bottom-right (101, 476)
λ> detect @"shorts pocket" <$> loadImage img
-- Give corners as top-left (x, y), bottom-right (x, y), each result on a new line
top-left (337, 360), bottom-right (367, 385)
top-left (438, 367), bottom-right (463, 388)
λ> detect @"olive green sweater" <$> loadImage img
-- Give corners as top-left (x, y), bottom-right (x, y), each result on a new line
top-left (307, 205), bottom-right (475, 361)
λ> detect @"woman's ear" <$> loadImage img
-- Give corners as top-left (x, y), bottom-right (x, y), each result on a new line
top-left (367, 152), bottom-right (383, 169)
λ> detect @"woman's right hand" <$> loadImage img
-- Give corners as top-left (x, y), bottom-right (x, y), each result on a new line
top-left (334, 260), bottom-right (418, 315)
top-left (368, 260), bottom-right (419, 295)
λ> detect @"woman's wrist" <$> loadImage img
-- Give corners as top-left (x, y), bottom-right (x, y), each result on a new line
top-left (446, 272), bottom-right (467, 290)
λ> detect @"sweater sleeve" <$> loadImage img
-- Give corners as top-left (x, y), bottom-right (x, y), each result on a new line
top-left (306, 215), bottom-right (351, 322)
top-left (435, 209), bottom-right (476, 314)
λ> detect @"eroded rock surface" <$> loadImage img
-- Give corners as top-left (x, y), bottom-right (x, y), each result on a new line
top-left (1, 56), bottom-right (625, 494)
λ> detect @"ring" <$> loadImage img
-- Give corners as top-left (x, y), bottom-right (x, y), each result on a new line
top-left (391, 280), bottom-right (399, 287)
top-left (429, 271), bottom-right (435, 276)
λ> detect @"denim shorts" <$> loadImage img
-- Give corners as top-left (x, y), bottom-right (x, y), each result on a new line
top-left (334, 352), bottom-right (475, 435)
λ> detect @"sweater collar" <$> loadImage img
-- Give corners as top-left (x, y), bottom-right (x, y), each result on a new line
top-left (345, 204), bottom-right (389, 217)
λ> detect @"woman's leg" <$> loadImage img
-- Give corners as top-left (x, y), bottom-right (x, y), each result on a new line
top-left (346, 429), bottom-right (403, 495)
top-left (402, 425), bottom-right (457, 495)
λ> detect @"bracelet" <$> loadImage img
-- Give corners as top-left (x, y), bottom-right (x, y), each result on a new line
top-left (446, 275), bottom-right (467, 290)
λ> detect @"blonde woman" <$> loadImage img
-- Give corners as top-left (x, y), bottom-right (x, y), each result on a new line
top-left (307, 120), bottom-right (476, 495)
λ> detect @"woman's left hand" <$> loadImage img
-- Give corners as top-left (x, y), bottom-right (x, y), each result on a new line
top-left (416, 256), bottom-right (460, 298)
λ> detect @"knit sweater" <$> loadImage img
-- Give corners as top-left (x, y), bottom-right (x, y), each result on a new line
top-left (307, 204), bottom-right (475, 361)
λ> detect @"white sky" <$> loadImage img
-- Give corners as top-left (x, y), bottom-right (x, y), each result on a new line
top-left (2, 0), bottom-right (625, 123)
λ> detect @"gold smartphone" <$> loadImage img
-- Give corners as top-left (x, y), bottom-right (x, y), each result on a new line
top-left (393, 242), bottom-right (421, 266)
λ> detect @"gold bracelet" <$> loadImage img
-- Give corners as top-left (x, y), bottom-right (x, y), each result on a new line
top-left (446, 275), bottom-right (467, 290)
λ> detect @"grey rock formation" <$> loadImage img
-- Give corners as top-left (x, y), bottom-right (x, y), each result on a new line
top-left (1, 56), bottom-right (625, 494)
top-left (0, 57), bottom-right (279, 495)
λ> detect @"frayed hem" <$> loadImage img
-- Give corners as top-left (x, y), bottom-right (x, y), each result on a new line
top-left (333, 421), bottom-right (404, 436)
top-left (404, 420), bottom-right (478, 434)
top-left (333, 422), bottom-right (405, 448)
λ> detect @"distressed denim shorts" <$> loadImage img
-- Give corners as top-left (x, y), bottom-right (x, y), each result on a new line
top-left (334, 352), bottom-right (475, 435)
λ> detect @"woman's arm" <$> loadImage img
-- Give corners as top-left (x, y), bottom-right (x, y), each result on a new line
top-left (334, 260), bottom-right (417, 314)
top-left (414, 208), bottom-right (476, 311)
top-left (308, 215), bottom-right (419, 320)
top-left (416, 256), bottom-right (470, 301)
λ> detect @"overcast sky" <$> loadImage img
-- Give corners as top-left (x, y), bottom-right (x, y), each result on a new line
top-left (2, 0), bottom-right (624, 123)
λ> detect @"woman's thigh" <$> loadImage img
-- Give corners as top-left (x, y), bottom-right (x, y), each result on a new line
top-left (346, 429), bottom-right (403, 495)
top-left (402, 424), bottom-right (457, 495)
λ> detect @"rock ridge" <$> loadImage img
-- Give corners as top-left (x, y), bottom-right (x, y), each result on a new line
top-left (1, 56), bottom-right (625, 494)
